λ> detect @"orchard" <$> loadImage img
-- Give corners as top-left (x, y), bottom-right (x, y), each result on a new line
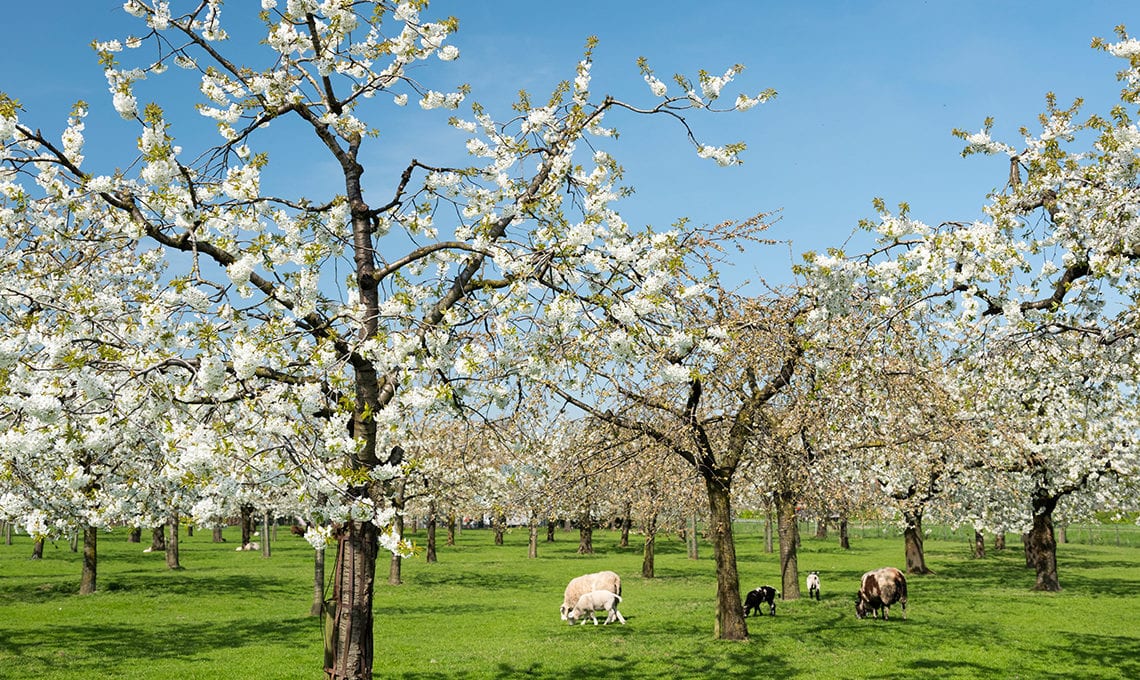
top-left (0, 2), bottom-right (1137, 679)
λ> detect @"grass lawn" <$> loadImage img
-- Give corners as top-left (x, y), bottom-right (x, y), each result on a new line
top-left (0, 524), bottom-right (1137, 679)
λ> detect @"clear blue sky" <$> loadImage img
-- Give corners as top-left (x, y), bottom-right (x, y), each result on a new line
top-left (2, 1), bottom-right (1137, 288)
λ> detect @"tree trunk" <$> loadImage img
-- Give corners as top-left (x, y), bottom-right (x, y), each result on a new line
top-left (325, 521), bottom-right (378, 680)
top-left (546, 519), bottom-right (556, 543)
top-left (493, 510), bottom-right (506, 546)
top-left (687, 513), bottom-right (699, 560)
top-left (577, 524), bottom-right (594, 555)
top-left (388, 511), bottom-right (403, 586)
top-left (705, 477), bottom-right (747, 640)
top-left (839, 517), bottom-right (850, 550)
top-left (641, 512), bottom-right (658, 579)
top-left (903, 511), bottom-right (931, 574)
top-left (764, 511), bottom-right (774, 553)
top-left (311, 546), bottom-right (326, 617)
top-left (619, 501), bottom-right (632, 548)
top-left (528, 517), bottom-right (538, 559)
top-left (1027, 495), bottom-right (1061, 591)
top-left (262, 510), bottom-right (272, 558)
top-left (80, 526), bottom-right (97, 595)
top-left (165, 515), bottom-right (181, 570)
top-left (446, 513), bottom-right (456, 547)
top-left (973, 530), bottom-right (986, 559)
top-left (240, 504), bottom-right (254, 547)
top-left (994, 531), bottom-right (1006, 551)
top-left (31, 536), bottom-right (44, 559)
top-left (776, 492), bottom-right (801, 599)
top-left (815, 517), bottom-right (828, 539)
top-left (213, 525), bottom-right (226, 543)
top-left (150, 525), bottom-right (165, 551)
top-left (425, 502), bottom-right (438, 564)
top-left (69, 532), bottom-right (78, 552)
top-left (127, 527), bottom-right (141, 543)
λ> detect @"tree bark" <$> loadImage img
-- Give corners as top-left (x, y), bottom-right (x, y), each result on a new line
top-left (388, 512), bottom-right (403, 586)
top-left (641, 511), bottom-right (658, 579)
top-left (619, 501), bottom-right (632, 548)
top-left (973, 530), bottom-right (986, 559)
top-left (127, 527), bottom-right (141, 543)
top-left (446, 513), bottom-right (456, 547)
top-left (546, 519), bottom-right (556, 543)
top-left (311, 546), bottom-right (326, 617)
top-left (80, 526), bottom-right (97, 595)
top-left (705, 477), bottom-right (747, 640)
top-left (493, 510), bottom-right (506, 546)
top-left (527, 518), bottom-right (539, 559)
top-left (165, 514), bottom-right (181, 570)
top-left (903, 511), bottom-right (931, 574)
top-left (325, 521), bottom-right (378, 680)
top-left (815, 517), bottom-right (828, 539)
top-left (240, 504), bottom-right (254, 547)
top-left (776, 492), bottom-right (801, 599)
top-left (150, 525), bottom-right (165, 551)
top-left (31, 536), bottom-right (44, 559)
top-left (1027, 495), bottom-right (1061, 591)
top-left (686, 513), bottom-right (699, 560)
top-left (262, 510), bottom-right (272, 558)
top-left (425, 502), bottom-right (438, 564)
top-left (839, 517), bottom-right (850, 550)
top-left (213, 525), bottom-right (226, 543)
top-left (993, 531), bottom-right (1006, 551)
top-left (577, 524), bottom-right (594, 554)
top-left (764, 511), bottom-right (774, 554)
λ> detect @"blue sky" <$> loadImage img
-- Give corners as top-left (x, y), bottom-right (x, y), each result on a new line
top-left (2, 1), bottom-right (1137, 288)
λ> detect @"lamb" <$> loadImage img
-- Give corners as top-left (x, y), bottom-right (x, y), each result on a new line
top-left (806, 571), bottom-right (821, 600)
top-left (743, 585), bottom-right (777, 617)
top-left (566, 590), bottom-right (626, 626)
top-left (559, 570), bottom-right (622, 621)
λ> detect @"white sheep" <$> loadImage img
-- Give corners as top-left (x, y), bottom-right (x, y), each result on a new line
top-left (559, 570), bottom-right (621, 620)
top-left (567, 590), bottom-right (626, 626)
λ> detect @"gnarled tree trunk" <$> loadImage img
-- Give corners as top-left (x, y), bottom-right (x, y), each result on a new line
top-left (706, 477), bottom-right (747, 640)
top-left (776, 492), bottom-right (801, 599)
top-left (1027, 495), bottom-right (1061, 591)
top-left (903, 510), bottom-right (930, 574)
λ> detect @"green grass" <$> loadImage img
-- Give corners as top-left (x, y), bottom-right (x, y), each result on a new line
top-left (0, 525), bottom-right (1137, 679)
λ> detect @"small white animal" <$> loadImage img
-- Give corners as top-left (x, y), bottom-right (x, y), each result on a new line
top-left (566, 590), bottom-right (626, 626)
top-left (806, 571), bottom-right (821, 600)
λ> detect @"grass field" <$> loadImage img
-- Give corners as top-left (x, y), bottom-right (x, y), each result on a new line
top-left (0, 524), bottom-right (1137, 679)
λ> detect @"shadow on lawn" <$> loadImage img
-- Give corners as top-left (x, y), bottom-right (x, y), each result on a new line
top-left (0, 614), bottom-right (316, 671)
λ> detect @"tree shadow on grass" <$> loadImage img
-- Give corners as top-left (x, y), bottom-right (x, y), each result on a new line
top-left (0, 572), bottom-right (291, 604)
top-left (0, 614), bottom-right (317, 672)
top-left (408, 569), bottom-right (543, 591)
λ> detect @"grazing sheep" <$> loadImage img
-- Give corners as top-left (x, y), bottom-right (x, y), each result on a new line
top-left (855, 567), bottom-right (907, 620)
top-left (567, 590), bottom-right (626, 626)
top-left (743, 585), bottom-right (777, 617)
top-left (559, 570), bottom-right (622, 621)
top-left (806, 571), bottom-right (821, 600)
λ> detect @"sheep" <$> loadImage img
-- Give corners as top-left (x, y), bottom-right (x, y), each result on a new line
top-left (806, 571), bottom-right (821, 600)
top-left (559, 570), bottom-right (622, 621)
top-left (743, 585), bottom-right (777, 617)
top-left (856, 566), bottom-right (907, 620)
top-left (566, 590), bottom-right (626, 625)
